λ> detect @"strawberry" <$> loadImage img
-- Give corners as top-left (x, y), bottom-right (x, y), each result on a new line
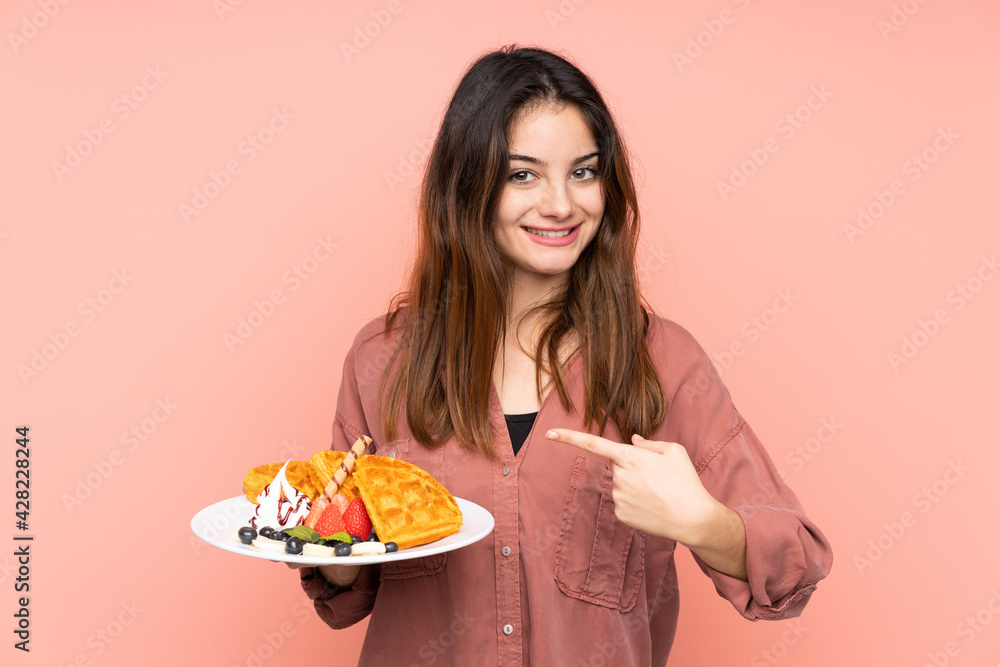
top-left (313, 504), bottom-right (347, 537)
top-left (331, 492), bottom-right (350, 515)
top-left (342, 497), bottom-right (372, 538)
top-left (303, 496), bottom-right (329, 528)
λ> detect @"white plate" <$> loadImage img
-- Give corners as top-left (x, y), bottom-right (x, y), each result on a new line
top-left (190, 496), bottom-right (494, 565)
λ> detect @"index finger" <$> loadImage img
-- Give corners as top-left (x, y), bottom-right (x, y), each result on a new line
top-left (545, 428), bottom-right (628, 465)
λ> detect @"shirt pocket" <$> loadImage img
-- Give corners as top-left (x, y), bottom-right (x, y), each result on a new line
top-left (553, 455), bottom-right (645, 612)
top-left (375, 437), bottom-right (450, 581)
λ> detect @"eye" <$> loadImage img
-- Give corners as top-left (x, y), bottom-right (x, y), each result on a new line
top-left (508, 169), bottom-right (536, 183)
top-left (572, 166), bottom-right (599, 180)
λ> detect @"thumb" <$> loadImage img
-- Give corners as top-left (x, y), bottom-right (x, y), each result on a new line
top-left (630, 434), bottom-right (670, 454)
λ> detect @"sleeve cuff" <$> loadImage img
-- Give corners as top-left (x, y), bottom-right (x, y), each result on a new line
top-left (744, 580), bottom-right (818, 620)
top-left (299, 564), bottom-right (381, 600)
top-left (299, 567), bottom-right (345, 602)
top-left (699, 503), bottom-right (829, 621)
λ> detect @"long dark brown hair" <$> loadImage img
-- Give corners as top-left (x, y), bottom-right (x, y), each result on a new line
top-left (377, 45), bottom-right (666, 458)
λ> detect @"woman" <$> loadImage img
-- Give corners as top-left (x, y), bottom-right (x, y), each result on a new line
top-left (295, 45), bottom-right (833, 665)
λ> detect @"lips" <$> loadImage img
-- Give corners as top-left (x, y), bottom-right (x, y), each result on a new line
top-left (521, 223), bottom-right (583, 246)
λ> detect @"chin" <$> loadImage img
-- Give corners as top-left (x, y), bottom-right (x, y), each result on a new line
top-left (524, 265), bottom-right (575, 280)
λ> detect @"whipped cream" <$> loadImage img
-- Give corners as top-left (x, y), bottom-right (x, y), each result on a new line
top-left (250, 460), bottom-right (311, 529)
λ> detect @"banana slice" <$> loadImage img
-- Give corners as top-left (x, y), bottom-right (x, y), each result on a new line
top-left (302, 542), bottom-right (337, 557)
top-left (251, 537), bottom-right (289, 554)
top-left (351, 542), bottom-right (386, 556)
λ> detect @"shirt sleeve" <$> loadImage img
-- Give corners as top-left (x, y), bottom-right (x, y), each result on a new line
top-left (654, 318), bottom-right (833, 621)
top-left (694, 416), bottom-right (833, 621)
top-left (298, 322), bottom-right (384, 629)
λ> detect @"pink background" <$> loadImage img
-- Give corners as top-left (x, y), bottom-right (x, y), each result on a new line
top-left (4, 1), bottom-right (999, 665)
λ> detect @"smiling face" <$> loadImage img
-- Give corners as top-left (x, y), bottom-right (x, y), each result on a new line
top-left (494, 102), bottom-right (605, 299)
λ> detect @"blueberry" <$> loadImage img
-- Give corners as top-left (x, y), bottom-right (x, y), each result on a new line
top-left (285, 537), bottom-right (303, 555)
top-left (334, 542), bottom-right (352, 557)
top-left (259, 526), bottom-right (275, 539)
top-left (237, 527), bottom-right (257, 545)
top-left (273, 531), bottom-right (290, 542)
top-left (350, 535), bottom-right (362, 544)
top-left (366, 533), bottom-right (380, 542)
top-left (384, 542), bottom-right (398, 553)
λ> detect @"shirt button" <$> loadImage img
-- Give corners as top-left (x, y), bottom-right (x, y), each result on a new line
top-left (501, 545), bottom-right (512, 557)
top-left (388, 451), bottom-right (396, 458)
top-left (502, 465), bottom-right (510, 476)
top-left (503, 624), bottom-right (514, 635)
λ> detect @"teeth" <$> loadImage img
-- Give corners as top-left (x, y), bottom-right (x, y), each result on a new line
top-left (525, 226), bottom-right (573, 238)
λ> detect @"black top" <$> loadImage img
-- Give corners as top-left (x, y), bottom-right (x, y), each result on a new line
top-left (504, 412), bottom-right (538, 456)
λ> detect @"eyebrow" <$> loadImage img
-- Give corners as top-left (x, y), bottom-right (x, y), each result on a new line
top-left (508, 151), bottom-right (599, 167)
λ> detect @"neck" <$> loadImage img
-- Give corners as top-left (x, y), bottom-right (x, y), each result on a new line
top-left (507, 269), bottom-right (567, 327)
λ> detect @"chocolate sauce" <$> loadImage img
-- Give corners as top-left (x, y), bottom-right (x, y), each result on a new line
top-left (276, 490), bottom-right (308, 525)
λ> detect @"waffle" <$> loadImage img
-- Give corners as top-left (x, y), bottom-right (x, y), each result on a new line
top-left (243, 461), bottom-right (320, 503)
top-left (308, 450), bottom-right (360, 500)
top-left (352, 455), bottom-right (463, 549)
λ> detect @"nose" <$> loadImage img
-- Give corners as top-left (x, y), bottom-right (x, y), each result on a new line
top-left (536, 181), bottom-right (574, 220)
